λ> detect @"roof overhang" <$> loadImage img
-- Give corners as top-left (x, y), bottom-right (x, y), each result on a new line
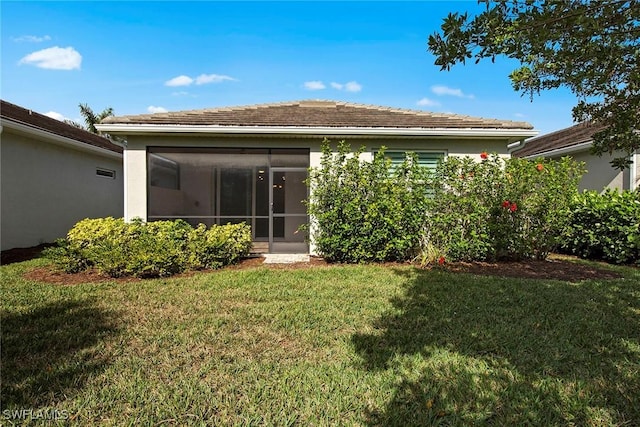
top-left (1, 118), bottom-right (122, 159)
top-left (95, 123), bottom-right (537, 142)
top-left (520, 141), bottom-right (593, 159)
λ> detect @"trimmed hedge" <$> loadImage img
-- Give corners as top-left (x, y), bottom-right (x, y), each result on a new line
top-left (562, 189), bottom-right (640, 265)
top-left (45, 218), bottom-right (252, 278)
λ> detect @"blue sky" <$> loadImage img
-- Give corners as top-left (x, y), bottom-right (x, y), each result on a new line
top-left (2, 1), bottom-right (579, 135)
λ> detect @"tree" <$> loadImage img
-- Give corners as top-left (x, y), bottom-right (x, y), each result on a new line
top-left (428, 0), bottom-right (640, 169)
top-left (65, 103), bottom-right (124, 143)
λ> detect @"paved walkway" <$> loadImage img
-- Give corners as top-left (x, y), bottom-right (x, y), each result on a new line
top-left (262, 254), bottom-right (310, 264)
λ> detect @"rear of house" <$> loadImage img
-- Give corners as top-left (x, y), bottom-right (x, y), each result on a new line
top-left (1, 100), bottom-right (124, 251)
top-left (97, 100), bottom-right (536, 254)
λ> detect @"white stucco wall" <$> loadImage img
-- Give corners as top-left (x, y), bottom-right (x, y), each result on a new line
top-left (1, 129), bottom-right (123, 250)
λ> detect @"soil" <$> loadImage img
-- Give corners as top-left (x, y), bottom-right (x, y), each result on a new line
top-left (5, 245), bottom-right (624, 285)
top-left (1, 243), bottom-right (54, 265)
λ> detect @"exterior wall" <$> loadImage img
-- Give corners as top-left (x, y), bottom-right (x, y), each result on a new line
top-left (1, 130), bottom-right (123, 250)
top-left (634, 152), bottom-right (639, 191)
top-left (124, 134), bottom-right (517, 254)
top-left (547, 149), bottom-right (631, 192)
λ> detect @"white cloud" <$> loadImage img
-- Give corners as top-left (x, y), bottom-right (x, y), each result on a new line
top-left (165, 75), bottom-right (194, 87)
top-left (171, 91), bottom-right (190, 96)
top-left (304, 81), bottom-right (326, 90)
top-left (165, 73), bottom-right (236, 87)
top-left (43, 111), bottom-right (67, 121)
top-left (328, 81), bottom-right (362, 92)
top-left (195, 74), bottom-right (236, 85)
top-left (13, 35), bottom-right (51, 43)
top-left (19, 46), bottom-right (81, 70)
top-left (431, 85), bottom-right (473, 99)
top-left (147, 106), bottom-right (168, 114)
top-left (344, 81), bottom-right (362, 93)
top-left (416, 98), bottom-right (440, 107)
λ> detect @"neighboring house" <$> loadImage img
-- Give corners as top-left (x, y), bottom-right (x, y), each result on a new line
top-left (96, 99), bottom-right (536, 254)
top-left (512, 121), bottom-right (639, 192)
top-left (1, 100), bottom-right (124, 251)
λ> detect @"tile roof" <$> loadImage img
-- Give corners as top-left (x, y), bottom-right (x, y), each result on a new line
top-left (1, 99), bottom-right (123, 154)
top-left (513, 121), bottom-right (605, 157)
top-left (101, 100), bottom-right (534, 130)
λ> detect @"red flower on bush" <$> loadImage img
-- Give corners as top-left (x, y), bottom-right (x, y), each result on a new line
top-left (480, 151), bottom-right (488, 160)
top-left (502, 200), bottom-right (518, 212)
top-left (438, 256), bottom-right (446, 265)
top-left (536, 163), bottom-right (544, 171)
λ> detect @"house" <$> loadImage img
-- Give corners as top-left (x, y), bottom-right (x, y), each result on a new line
top-left (1, 100), bottom-right (124, 251)
top-left (96, 99), bottom-right (536, 254)
top-left (512, 121), bottom-right (639, 192)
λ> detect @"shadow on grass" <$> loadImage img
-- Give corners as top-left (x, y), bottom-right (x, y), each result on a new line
top-left (353, 268), bottom-right (640, 425)
top-left (1, 299), bottom-right (120, 408)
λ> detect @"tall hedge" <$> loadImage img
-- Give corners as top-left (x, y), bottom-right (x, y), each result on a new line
top-left (306, 140), bottom-right (430, 263)
top-left (424, 154), bottom-right (585, 262)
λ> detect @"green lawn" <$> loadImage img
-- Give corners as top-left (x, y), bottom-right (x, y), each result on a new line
top-left (1, 258), bottom-right (639, 426)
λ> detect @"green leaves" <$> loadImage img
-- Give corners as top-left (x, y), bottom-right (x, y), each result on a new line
top-left (306, 140), bottom-right (430, 263)
top-left (45, 218), bottom-right (252, 277)
top-left (428, 0), bottom-right (640, 168)
top-left (562, 189), bottom-right (640, 264)
top-left (425, 154), bottom-right (585, 262)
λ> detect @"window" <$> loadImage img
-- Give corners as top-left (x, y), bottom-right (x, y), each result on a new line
top-left (382, 151), bottom-right (445, 196)
top-left (383, 151), bottom-right (445, 174)
top-left (96, 167), bottom-right (116, 179)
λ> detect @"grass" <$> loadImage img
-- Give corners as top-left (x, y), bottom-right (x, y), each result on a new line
top-left (1, 258), bottom-right (639, 426)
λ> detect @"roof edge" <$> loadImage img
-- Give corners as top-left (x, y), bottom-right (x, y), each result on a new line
top-left (520, 141), bottom-right (594, 159)
top-left (95, 123), bottom-right (538, 138)
top-left (2, 118), bottom-right (123, 159)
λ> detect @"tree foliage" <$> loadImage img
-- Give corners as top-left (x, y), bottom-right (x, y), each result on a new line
top-left (65, 103), bottom-right (125, 144)
top-left (428, 0), bottom-right (640, 169)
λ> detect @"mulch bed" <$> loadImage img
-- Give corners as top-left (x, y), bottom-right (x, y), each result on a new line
top-left (5, 244), bottom-right (624, 285)
top-left (444, 256), bottom-right (623, 282)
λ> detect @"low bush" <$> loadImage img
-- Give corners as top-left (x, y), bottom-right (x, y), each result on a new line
top-left (188, 222), bottom-right (253, 269)
top-left (562, 189), bottom-right (640, 264)
top-left (45, 218), bottom-right (252, 278)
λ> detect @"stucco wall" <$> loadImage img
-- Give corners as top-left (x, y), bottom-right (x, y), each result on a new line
top-left (547, 149), bottom-right (633, 192)
top-left (635, 152), bottom-right (639, 191)
top-left (1, 130), bottom-right (123, 250)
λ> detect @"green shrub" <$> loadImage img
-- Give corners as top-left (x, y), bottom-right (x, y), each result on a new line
top-left (306, 140), bottom-right (430, 263)
top-left (46, 218), bottom-right (252, 278)
top-left (188, 222), bottom-right (252, 269)
top-left (562, 189), bottom-right (640, 264)
top-left (424, 154), bottom-right (584, 262)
